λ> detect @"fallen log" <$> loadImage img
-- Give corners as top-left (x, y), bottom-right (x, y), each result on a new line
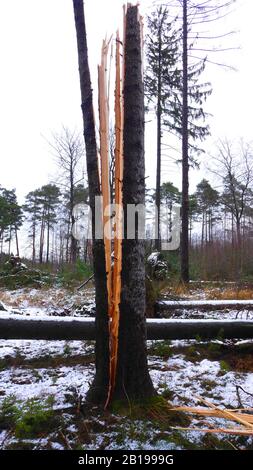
top-left (156, 299), bottom-right (253, 312)
top-left (0, 315), bottom-right (253, 340)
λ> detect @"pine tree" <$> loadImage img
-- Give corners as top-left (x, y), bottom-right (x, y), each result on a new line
top-left (145, 6), bottom-right (181, 251)
top-left (23, 185), bottom-right (60, 263)
top-left (195, 179), bottom-right (219, 244)
top-left (0, 187), bottom-right (23, 255)
top-left (145, 6), bottom-right (211, 256)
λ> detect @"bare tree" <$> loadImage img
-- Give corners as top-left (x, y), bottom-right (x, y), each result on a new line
top-left (49, 127), bottom-right (84, 263)
top-left (210, 139), bottom-right (253, 247)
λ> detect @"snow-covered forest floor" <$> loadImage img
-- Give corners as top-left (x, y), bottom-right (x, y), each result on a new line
top-left (0, 286), bottom-right (252, 450)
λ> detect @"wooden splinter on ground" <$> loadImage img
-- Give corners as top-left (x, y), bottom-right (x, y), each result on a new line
top-left (170, 396), bottom-right (253, 436)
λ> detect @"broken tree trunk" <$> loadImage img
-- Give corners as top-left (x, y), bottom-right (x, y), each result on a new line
top-left (105, 31), bottom-right (124, 407)
top-left (72, 0), bottom-right (109, 403)
top-left (113, 6), bottom-right (156, 402)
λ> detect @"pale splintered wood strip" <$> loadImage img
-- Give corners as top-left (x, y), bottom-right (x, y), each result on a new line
top-left (170, 426), bottom-right (253, 436)
top-left (193, 395), bottom-right (253, 430)
top-left (98, 38), bottom-right (112, 310)
top-left (105, 28), bottom-right (124, 409)
top-left (169, 406), bottom-right (253, 424)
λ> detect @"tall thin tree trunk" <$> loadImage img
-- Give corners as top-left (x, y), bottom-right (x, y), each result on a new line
top-left (155, 37), bottom-right (162, 251)
top-left (73, 0), bottom-right (109, 404)
top-left (46, 218), bottom-right (50, 263)
top-left (32, 222), bottom-right (36, 263)
top-left (201, 211), bottom-right (205, 248)
top-left (181, 0), bottom-right (189, 283)
top-left (15, 227), bottom-right (19, 257)
top-left (70, 163), bottom-right (77, 263)
top-left (39, 216), bottom-right (45, 264)
top-left (8, 227), bottom-right (12, 255)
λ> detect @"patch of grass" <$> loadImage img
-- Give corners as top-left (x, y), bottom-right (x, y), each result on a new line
top-left (208, 342), bottom-right (222, 353)
top-left (0, 353), bottom-right (94, 370)
top-left (63, 341), bottom-right (71, 356)
top-left (202, 379), bottom-right (217, 391)
top-left (58, 260), bottom-right (93, 287)
top-left (219, 359), bottom-right (230, 372)
top-left (205, 287), bottom-right (253, 300)
top-left (0, 395), bottom-right (21, 428)
top-left (148, 341), bottom-right (172, 358)
top-left (0, 394), bottom-right (59, 439)
top-left (145, 277), bottom-right (169, 316)
top-left (111, 395), bottom-right (190, 430)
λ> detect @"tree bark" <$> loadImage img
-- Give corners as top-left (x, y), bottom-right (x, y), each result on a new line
top-left (113, 6), bottom-right (155, 402)
top-left (155, 28), bottom-right (162, 251)
top-left (15, 226), bottom-right (19, 257)
top-left (70, 161), bottom-right (78, 263)
top-left (32, 222), bottom-right (36, 263)
top-left (72, 0), bottom-right (109, 404)
top-left (46, 217), bottom-right (50, 263)
top-left (181, 0), bottom-right (189, 283)
top-left (39, 213), bottom-right (45, 264)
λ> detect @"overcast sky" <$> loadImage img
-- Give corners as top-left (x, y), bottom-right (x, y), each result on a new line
top-left (0, 0), bottom-right (252, 203)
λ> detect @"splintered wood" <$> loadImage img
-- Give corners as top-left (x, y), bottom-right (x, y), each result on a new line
top-left (170, 396), bottom-right (253, 436)
top-left (98, 14), bottom-right (126, 407)
top-left (104, 29), bottom-right (124, 409)
top-left (98, 39), bottom-right (112, 310)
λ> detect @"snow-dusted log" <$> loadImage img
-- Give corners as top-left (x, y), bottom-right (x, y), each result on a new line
top-left (156, 299), bottom-right (253, 312)
top-left (0, 315), bottom-right (253, 340)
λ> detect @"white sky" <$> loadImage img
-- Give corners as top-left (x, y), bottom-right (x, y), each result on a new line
top-left (0, 0), bottom-right (252, 203)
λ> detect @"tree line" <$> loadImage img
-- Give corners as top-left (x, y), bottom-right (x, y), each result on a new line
top-left (0, 1), bottom-right (238, 281)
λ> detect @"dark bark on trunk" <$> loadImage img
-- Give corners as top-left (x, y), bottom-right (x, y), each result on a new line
top-left (8, 227), bottom-right (11, 255)
top-left (32, 222), bottom-right (36, 263)
top-left (39, 209), bottom-right (45, 264)
top-left (181, 0), bottom-right (189, 283)
top-left (113, 6), bottom-right (155, 402)
top-left (46, 218), bottom-right (50, 264)
top-left (72, 0), bottom-right (109, 404)
top-left (155, 30), bottom-right (162, 251)
top-left (15, 227), bottom-right (19, 257)
top-left (70, 163), bottom-right (78, 263)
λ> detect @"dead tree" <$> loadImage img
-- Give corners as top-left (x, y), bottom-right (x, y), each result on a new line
top-left (48, 127), bottom-right (84, 263)
top-left (72, 0), bottom-right (109, 404)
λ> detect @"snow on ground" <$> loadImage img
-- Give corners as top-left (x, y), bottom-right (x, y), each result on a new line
top-left (161, 308), bottom-right (253, 320)
top-left (0, 286), bottom-right (252, 449)
top-left (0, 286), bottom-right (96, 317)
top-left (0, 338), bottom-right (93, 360)
top-left (149, 354), bottom-right (253, 409)
top-left (0, 364), bottom-right (94, 408)
top-left (161, 299), bottom-right (253, 306)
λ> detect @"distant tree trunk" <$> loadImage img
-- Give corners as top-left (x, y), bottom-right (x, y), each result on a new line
top-left (8, 227), bottom-right (12, 255)
top-left (181, 0), bottom-right (189, 283)
top-left (113, 6), bottom-right (155, 401)
top-left (72, 0), bottom-right (109, 404)
top-left (32, 222), bottom-right (36, 263)
top-left (39, 215), bottom-right (45, 264)
top-left (46, 218), bottom-right (50, 263)
top-left (15, 227), bottom-right (19, 257)
top-left (70, 163), bottom-right (78, 263)
top-left (201, 211), bottom-right (205, 248)
top-left (155, 32), bottom-right (162, 252)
